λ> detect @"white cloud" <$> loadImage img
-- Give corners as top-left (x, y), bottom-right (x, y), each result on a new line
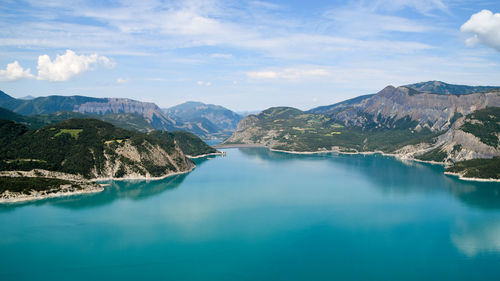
top-left (116, 77), bottom-right (128, 83)
top-left (247, 68), bottom-right (330, 80)
top-left (197, 81), bottom-right (211, 87)
top-left (0, 61), bottom-right (35, 81)
top-left (37, 49), bottom-right (114, 81)
top-left (461, 10), bottom-right (500, 52)
top-left (323, 8), bottom-right (432, 36)
top-left (247, 71), bottom-right (278, 79)
top-left (0, 0), bottom-right (435, 61)
top-left (210, 53), bottom-right (233, 59)
top-left (371, 0), bottom-right (448, 14)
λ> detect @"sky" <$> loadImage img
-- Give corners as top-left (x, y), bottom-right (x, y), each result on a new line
top-left (0, 0), bottom-right (499, 111)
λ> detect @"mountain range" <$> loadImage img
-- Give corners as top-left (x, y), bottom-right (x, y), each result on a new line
top-left (224, 81), bottom-right (500, 180)
top-left (2, 80), bottom-right (500, 181)
top-left (0, 91), bottom-right (242, 139)
top-left (163, 101), bottom-right (243, 139)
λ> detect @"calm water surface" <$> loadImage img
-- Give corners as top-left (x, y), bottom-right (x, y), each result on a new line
top-left (1, 148), bottom-right (500, 280)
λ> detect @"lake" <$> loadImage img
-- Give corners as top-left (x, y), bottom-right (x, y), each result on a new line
top-left (1, 147), bottom-right (500, 280)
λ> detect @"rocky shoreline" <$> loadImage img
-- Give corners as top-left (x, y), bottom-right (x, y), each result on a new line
top-left (0, 184), bottom-right (103, 204)
top-left (90, 166), bottom-right (195, 182)
top-left (443, 172), bottom-right (500, 183)
top-left (0, 166), bottom-right (197, 204)
top-left (223, 144), bottom-right (498, 183)
top-left (186, 151), bottom-right (226, 159)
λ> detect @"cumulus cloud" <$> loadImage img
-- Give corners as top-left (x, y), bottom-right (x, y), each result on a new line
top-left (461, 10), bottom-right (500, 52)
top-left (37, 49), bottom-right (114, 81)
top-left (0, 61), bottom-right (35, 81)
top-left (247, 68), bottom-right (330, 80)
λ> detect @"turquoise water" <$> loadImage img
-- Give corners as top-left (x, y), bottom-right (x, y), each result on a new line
top-left (1, 148), bottom-right (500, 280)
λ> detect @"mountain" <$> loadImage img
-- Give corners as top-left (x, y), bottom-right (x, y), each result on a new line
top-left (225, 82), bottom-right (500, 180)
top-left (405, 81), bottom-right (500, 95)
top-left (0, 118), bottom-right (190, 179)
top-left (0, 106), bottom-right (155, 132)
top-left (308, 94), bottom-right (374, 115)
top-left (223, 106), bottom-right (435, 152)
top-left (308, 85), bottom-right (500, 132)
top-left (19, 95), bottom-right (36, 100)
top-left (163, 101), bottom-right (243, 139)
top-left (237, 110), bottom-right (262, 117)
top-left (33, 111), bottom-right (155, 132)
top-left (0, 107), bottom-right (47, 128)
top-left (0, 118), bottom-right (218, 202)
top-left (0, 91), bottom-right (177, 131)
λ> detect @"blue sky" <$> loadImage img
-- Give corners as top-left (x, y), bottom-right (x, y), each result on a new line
top-left (0, 0), bottom-right (499, 111)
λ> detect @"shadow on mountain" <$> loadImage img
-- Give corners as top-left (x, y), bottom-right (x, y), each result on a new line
top-left (0, 173), bottom-right (189, 211)
top-left (238, 147), bottom-right (500, 211)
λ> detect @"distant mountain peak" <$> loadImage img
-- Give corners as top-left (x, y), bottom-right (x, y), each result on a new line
top-left (164, 101), bottom-right (243, 139)
top-left (19, 95), bottom-right (36, 100)
top-left (405, 81), bottom-right (500, 95)
top-left (182, 101), bottom-right (206, 106)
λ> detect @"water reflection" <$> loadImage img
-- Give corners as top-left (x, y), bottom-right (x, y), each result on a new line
top-left (0, 153), bottom-right (225, 212)
top-left (0, 174), bottom-right (188, 211)
top-left (237, 147), bottom-right (500, 211)
top-left (452, 218), bottom-right (500, 256)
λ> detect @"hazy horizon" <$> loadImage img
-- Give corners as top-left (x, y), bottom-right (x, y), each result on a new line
top-left (1, 0), bottom-right (499, 111)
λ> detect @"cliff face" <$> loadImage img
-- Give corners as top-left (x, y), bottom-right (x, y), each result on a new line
top-left (395, 116), bottom-right (500, 163)
top-left (75, 98), bottom-right (177, 131)
top-left (310, 86), bottom-right (500, 132)
top-left (92, 138), bottom-right (194, 179)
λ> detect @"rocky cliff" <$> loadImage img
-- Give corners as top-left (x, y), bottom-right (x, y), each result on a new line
top-left (309, 85), bottom-right (500, 132)
top-left (75, 98), bottom-right (177, 131)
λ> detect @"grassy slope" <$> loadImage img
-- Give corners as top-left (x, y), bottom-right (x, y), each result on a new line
top-left (228, 107), bottom-right (436, 153)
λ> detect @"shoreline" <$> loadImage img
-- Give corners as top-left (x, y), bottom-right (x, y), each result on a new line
top-left (443, 172), bottom-right (500, 183)
top-left (0, 185), bottom-right (103, 204)
top-left (214, 144), bottom-right (267, 149)
top-left (186, 151), bottom-right (226, 159)
top-left (0, 166), bottom-right (197, 203)
top-left (90, 166), bottom-right (195, 182)
top-left (237, 145), bottom-right (497, 183)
